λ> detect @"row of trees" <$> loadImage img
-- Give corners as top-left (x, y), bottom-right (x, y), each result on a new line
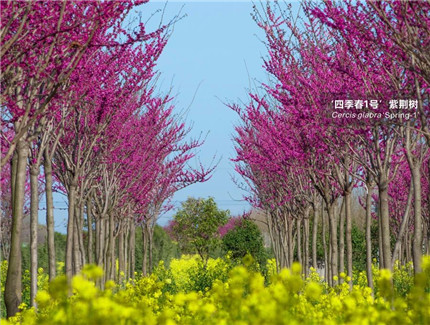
top-left (1, 223), bottom-right (180, 319)
top-left (232, 0), bottom-right (429, 288)
top-left (1, 1), bottom-right (212, 317)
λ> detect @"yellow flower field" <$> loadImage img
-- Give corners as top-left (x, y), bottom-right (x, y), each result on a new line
top-left (2, 255), bottom-right (430, 325)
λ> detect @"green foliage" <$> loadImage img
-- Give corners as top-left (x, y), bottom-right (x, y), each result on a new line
top-left (221, 219), bottom-right (267, 272)
top-left (135, 225), bottom-right (179, 273)
top-left (22, 232), bottom-right (67, 274)
top-left (152, 225), bottom-right (181, 268)
top-left (351, 224), bottom-right (366, 272)
top-left (314, 218), bottom-right (326, 263)
top-left (315, 220), bottom-right (380, 272)
top-left (172, 197), bottom-right (229, 261)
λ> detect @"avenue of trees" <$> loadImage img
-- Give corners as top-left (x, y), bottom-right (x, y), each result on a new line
top-left (232, 0), bottom-right (429, 289)
top-left (1, 1), bottom-right (213, 317)
top-left (1, 0), bottom-right (429, 321)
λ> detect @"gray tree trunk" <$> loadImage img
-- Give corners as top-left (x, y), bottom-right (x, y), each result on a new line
top-left (321, 200), bottom-right (328, 282)
top-left (95, 217), bottom-right (100, 264)
top-left (339, 198), bottom-right (345, 279)
top-left (148, 225), bottom-right (154, 273)
top-left (378, 209), bottom-right (384, 268)
top-left (108, 213), bottom-right (115, 280)
top-left (378, 175), bottom-right (392, 271)
top-left (95, 216), bottom-right (105, 288)
top-left (124, 223), bottom-right (129, 279)
top-left (406, 232), bottom-right (412, 263)
top-left (29, 165), bottom-right (39, 307)
top-left (297, 218), bottom-right (302, 266)
top-left (312, 201), bottom-right (319, 269)
top-left (327, 203), bottom-right (338, 286)
top-left (425, 167), bottom-right (430, 254)
top-left (411, 165), bottom-right (423, 273)
top-left (5, 140), bottom-right (28, 317)
top-left (129, 222), bottom-right (135, 279)
top-left (87, 197), bottom-right (93, 264)
top-left (44, 150), bottom-right (56, 280)
top-left (391, 180), bottom-right (413, 268)
top-left (78, 204), bottom-right (86, 268)
top-left (65, 183), bottom-right (77, 280)
top-left (118, 228), bottom-right (125, 282)
top-left (287, 216), bottom-right (294, 268)
top-left (365, 179), bottom-right (374, 290)
top-left (344, 190), bottom-right (353, 289)
top-left (142, 225), bottom-right (148, 276)
top-left (73, 205), bottom-right (81, 275)
top-left (303, 208), bottom-right (310, 277)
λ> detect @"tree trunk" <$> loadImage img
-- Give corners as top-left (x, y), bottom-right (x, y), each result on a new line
top-left (287, 216), bottom-right (294, 267)
top-left (65, 182), bottom-right (77, 280)
top-left (124, 223), bottom-right (129, 279)
top-left (411, 165), bottom-right (423, 273)
top-left (78, 204), bottom-right (86, 267)
top-left (95, 216), bottom-right (103, 266)
top-left (103, 218), bottom-right (109, 281)
top-left (73, 205), bottom-right (81, 275)
top-left (129, 221), bottom-right (135, 279)
top-left (424, 218), bottom-right (429, 256)
top-left (391, 180), bottom-right (413, 268)
top-left (339, 198), bottom-right (345, 279)
top-left (365, 179), bottom-right (374, 290)
top-left (297, 218), bottom-right (302, 266)
top-left (328, 225), bottom-right (332, 286)
top-left (344, 190), bottom-right (353, 289)
top-left (87, 197), bottom-right (93, 264)
top-left (118, 228), bottom-right (125, 282)
top-left (10, 150), bottom-right (18, 206)
top-left (142, 225), bottom-right (148, 276)
top-left (44, 149), bottom-right (56, 280)
top-left (108, 213), bottom-right (115, 280)
top-left (378, 176), bottom-right (392, 271)
top-left (5, 140), bottom-right (28, 317)
top-left (267, 211), bottom-right (280, 272)
top-left (281, 216), bottom-right (288, 268)
top-left (312, 200), bottom-right (319, 269)
top-left (378, 209), bottom-right (384, 268)
top-left (148, 225), bottom-right (154, 273)
top-left (2, 151), bottom-right (17, 262)
top-left (427, 158), bottom-right (430, 255)
top-left (303, 207), bottom-right (310, 277)
top-left (327, 203), bottom-right (338, 286)
top-left (406, 231), bottom-right (412, 263)
top-left (322, 199), bottom-right (328, 282)
top-left (101, 218), bottom-right (108, 286)
top-left (400, 240), bottom-right (405, 265)
top-left (95, 216), bottom-right (105, 288)
top-left (29, 165), bottom-right (39, 307)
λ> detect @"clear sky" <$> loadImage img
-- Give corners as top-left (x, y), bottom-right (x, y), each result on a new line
top-left (138, 1), bottom-right (274, 224)
top-left (145, 1), bottom-right (269, 224)
top-left (41, 1), bottom-right (293, 231)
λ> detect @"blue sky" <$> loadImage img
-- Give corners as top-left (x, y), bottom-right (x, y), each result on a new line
top-left (145, 1), bottom-right (268, 224)
top-left (42, 1), bottom-right (297, 231)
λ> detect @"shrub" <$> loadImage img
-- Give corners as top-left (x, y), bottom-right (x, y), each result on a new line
top-left (221, 218), bottom-right (268, 272)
